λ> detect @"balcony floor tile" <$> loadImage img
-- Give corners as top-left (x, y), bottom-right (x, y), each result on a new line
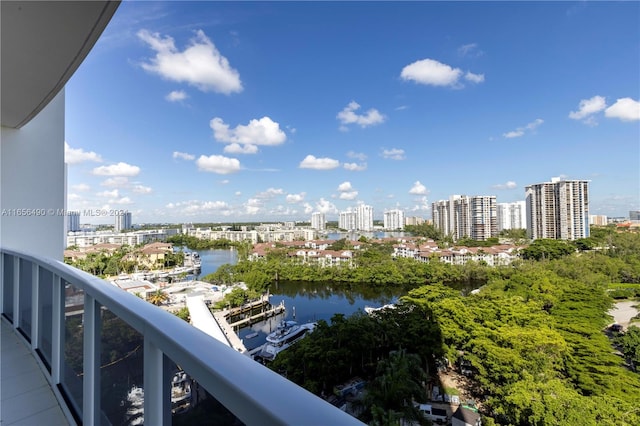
top-left (1, 319), bottom-right (70, 426)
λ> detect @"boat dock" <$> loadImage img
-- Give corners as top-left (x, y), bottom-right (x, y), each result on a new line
top-left (211, 311), bottom-right (248, 353)
top-left (186, 293), bottom-right (287, 355)
top-left (224, 294), bottom-right (271, 317)
top-left (226, 300), bottom-right (286, 329)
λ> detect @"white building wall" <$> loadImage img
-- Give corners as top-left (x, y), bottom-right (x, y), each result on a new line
top-left (311, 212), bottom-right (326, 231)
top-left (497, 201), bottom-right (526, 231)
top-left (339, 210), bottom-right (357, 231)
top-left (1, 91), bottom-right (66, 259)
top-left (384, 209), bottom-right (405, 230)
top-left (356, 204), bottom-right (374, 231)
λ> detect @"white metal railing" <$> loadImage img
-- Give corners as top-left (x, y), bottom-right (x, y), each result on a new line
top-left (1, 247), bottom-right (363, 426)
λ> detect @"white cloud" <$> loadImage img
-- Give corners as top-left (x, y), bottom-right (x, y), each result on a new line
top-left (71, 183), bottom-right (91, 192)
top-left (111, 197), bottom-right (133, 205)
top-left (465, 72), bottom-right (485, 83)
top-left (503, 119), bottom-right (544, 138)
top-left (401, 59), bottom-right (461, 87)
top-left (605, 98), bottom-right (640, 122)
top-left (299, 155), bottom-right (340, 170)
top-left (381, 148), bottom-right (405, 160)
top-left (67, 193), bottom-right (82, 201)
top-left (223, 143), bottom-right (259, 154)
top-left (338, 182), bottom-right (353, 192)
top-left (65, 143), bottom-right (103, 165)
top-left (346, 151), bottom-right (367, 161)
top-left (256, 188), bottom-right (284, 199)
top-left (569, 95), bottom-right (607, 121)
top-left (343, 162), bottom-right (367, 171)
top-left (173, 151), bottom-right (195, 161)
top-left (337, 101), bottom-right (386, 129)
top-left (137, 29), bottom-right (242, 94)
top-left (210, 116), bottom-right (286, 153)
top-left (97, 189), bottom-right (119, 198)
top-left (492, 181), bottom-right (518, 190)
top-left (101, 177), bottom-right (129, 187)
top-left (526, 119), bottom-right (544, 130)
top-left (458, 43), bottom-right (484, 57)
top-left (166, 90), bottom-right (188, 102)
top-left (409, 181), bottom-right (429, 195)
top-left (286, 193), bottom-right (306, 203)
top-left (92, 162), bottom-right (140, 177)
top-left (339, 191), bottom-right (358, 200)
top-left (195, 155), bottom-right (241, 174)
top-left (245, 198), bottom-right (262, 215)
top-left (165, 199), bottom-right (232, 216)
top-left (315, 198), bottom-right (338, 215)
top-left (401, 58), bottom-right (483, 88)
top-left (132, 185), bottom-right (153, 194)
top-left (411, 196), bottom-right (430, 212)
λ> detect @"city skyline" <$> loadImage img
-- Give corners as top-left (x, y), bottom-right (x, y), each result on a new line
top-left (64, 1), bottom-right (640, 224)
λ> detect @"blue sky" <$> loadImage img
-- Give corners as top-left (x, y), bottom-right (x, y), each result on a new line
top-left (65, 1), bottom-right (640, 224)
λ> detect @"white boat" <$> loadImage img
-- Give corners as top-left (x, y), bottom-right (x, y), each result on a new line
top-left (258, 320), bottom-right (316, 361)
top-left (123, 371), bottom-right (193, 424)
top-left (124, 386), bottom-right (144, 425)
top-left (171, 370), bottom-right (192, 415)
top-left (364, 303), bottom-right (396, 316)
top-left (184, 251), bottom-right (202, 268)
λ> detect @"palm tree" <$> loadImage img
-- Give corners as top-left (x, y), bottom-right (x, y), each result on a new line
top-left (147, 289), bottom-right (169, 306)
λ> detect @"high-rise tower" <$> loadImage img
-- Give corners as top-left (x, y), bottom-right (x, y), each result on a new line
top-left (525, 177), bottom-right (589, 240)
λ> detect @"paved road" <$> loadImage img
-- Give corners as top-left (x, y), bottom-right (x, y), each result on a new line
top-left (609, 301), bottom-right (640, 330)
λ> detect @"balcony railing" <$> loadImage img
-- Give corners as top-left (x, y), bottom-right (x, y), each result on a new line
top-left (1, 247), bottom-right (363, 425)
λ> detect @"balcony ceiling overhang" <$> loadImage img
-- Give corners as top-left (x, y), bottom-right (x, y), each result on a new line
top-left (1, 1), bottom-right (120, 129)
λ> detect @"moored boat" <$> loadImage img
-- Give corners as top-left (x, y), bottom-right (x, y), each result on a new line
top-left (257, 320), bottom-right (316, 361)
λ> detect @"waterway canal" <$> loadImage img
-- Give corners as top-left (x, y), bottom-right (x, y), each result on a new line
top-left (193, 249), bottom-right (404, 350)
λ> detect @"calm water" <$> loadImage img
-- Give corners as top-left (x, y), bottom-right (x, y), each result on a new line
top-left (193, 249), bottom-right (404, 350)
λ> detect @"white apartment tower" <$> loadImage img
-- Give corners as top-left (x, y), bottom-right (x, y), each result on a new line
top-left (432, 195), bottom-right (497, 241)
top-left (311, 212), bottom-right (326, 231)
top-left (383, 209), bottom-right (405, 230)
top-left (432, 195), bottom-right (462, 238)
top-left (114, 211), bottom-right (132, 232)
top-left (525, 177), bottom-right (589, 240)
top-left (497, 201), bottom-right (527, 232)
top-left (356, 204), bottom-right (374, 231)
top-left (339, 210), bottom-right (357, 231)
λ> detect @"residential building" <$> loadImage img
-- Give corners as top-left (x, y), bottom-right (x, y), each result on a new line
top-left (525, 177), bottom-right (590, 240)
top-left (432, 195), bottom-right (497, 241)
top-left (589, 215), bottom-right (608, 226)
top-left (405, 216), bottom-right (426, 226)
top-left (311, 212), bottom-right (326, 231)
top-left (497, 201), bottom-right (526, 232)
top-left (356, 204), bottom-right (374, 231)
top-left (115, 210), bottom-right (132, 232)
top-left (383, 209), bottom-right (405, 230)
top-left (0, 3), bottom-right (359, 425)
top-left (67, 210), bottom-right (81, 232)
top-left (630, 210), bottom-right (640, 222)
top-left (339, 209), bottom-right (357, 231)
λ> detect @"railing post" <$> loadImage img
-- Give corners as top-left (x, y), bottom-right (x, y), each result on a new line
top-left (83, 294), bottom-right (101, 426)
top-left (12, 256), bottom-right (20, 328)
top-left (31, 263), bottom-right (40, 350)
top-left (51, 274), bottom-right (64, 384)
top-left (144, 338), bottom-right (170, 425)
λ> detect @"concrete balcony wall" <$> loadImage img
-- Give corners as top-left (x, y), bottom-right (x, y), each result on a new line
top-left (1, 91), bottom-right (65, 260)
